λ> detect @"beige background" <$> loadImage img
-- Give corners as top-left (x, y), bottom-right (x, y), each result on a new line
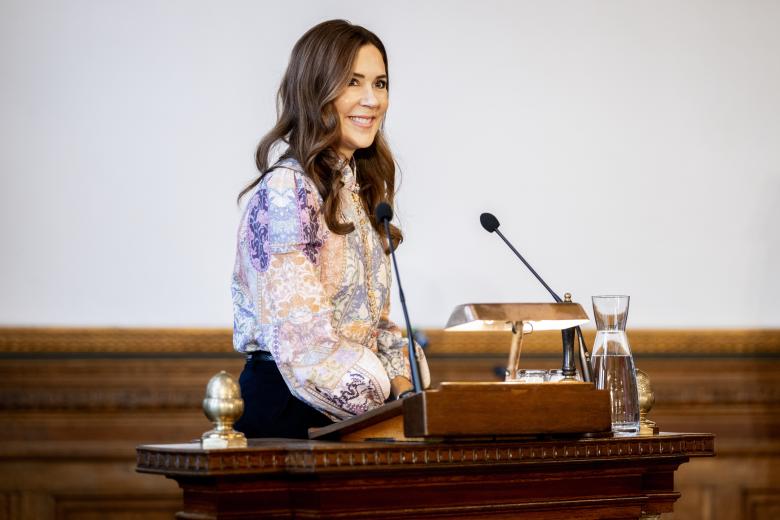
top-left (1, 0), bottom-right (778, 328)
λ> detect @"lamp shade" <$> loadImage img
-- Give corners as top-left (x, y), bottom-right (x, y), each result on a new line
top-left (445, 303), bottom-right (589, 332)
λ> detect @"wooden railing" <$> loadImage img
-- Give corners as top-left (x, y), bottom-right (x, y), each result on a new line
top-left (0, 327), bottom-right (778, 519)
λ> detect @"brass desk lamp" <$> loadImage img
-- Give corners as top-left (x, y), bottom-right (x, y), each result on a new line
top-left (446, 298), bottom-right (589, 380)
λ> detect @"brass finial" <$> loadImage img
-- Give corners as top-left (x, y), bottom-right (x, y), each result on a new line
top-left (636, 369), bottom-right (659, 435)
top-left (564, 292), bottom-right (572, 302)
top-left (201, 371), bottom-right (247, 449)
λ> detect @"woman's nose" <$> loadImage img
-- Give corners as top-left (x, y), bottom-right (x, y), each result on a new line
top-left (360, 86), bottom-right (379, 108)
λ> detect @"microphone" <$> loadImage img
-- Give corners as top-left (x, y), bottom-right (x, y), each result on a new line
top-left (375, 202), bottom-right (393, 223)
top-left (479, 212), bottom-right (592, 382)
top-left (375, 202), bottom-right (424, 394)
top-left (478, 212), bottom-right (500, 233)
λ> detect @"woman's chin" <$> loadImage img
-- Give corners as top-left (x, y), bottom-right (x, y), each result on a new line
top-left (342, 138), bottom-right (377, 154)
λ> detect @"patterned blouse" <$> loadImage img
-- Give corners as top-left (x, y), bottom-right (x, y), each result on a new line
top-left (231, 158), bottom-right (430, 420)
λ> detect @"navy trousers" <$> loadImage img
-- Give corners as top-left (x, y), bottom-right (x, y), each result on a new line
top-left (233, 358), bottom-right (333, 439)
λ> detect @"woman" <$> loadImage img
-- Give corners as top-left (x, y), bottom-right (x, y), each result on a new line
top-left (231, 19), bottom-right (430, 439)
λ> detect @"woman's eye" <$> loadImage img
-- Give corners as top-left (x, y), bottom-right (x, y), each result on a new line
top-left (375, 79), bottom-right (387, 89)
top-left (348, 78), bottom-right (359, 86)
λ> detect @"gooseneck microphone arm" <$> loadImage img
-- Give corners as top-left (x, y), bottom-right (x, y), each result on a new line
top-left (493, 229), bottom-right (562, 303)
top-left (375, 202), bottom-right (424, 394)
top-left (479, 213), bottom-right (562, 303)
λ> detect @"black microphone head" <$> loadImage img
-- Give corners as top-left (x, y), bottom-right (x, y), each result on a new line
top-left (375, 202), bottom-right (393, 223)
top-left (480, 212), bottom-right (500, 233)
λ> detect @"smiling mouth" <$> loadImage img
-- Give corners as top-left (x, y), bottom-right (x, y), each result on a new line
top-left (348, 116), bottom-right (375, 128)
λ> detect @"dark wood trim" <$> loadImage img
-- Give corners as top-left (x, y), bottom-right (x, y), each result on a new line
top-left (136, 433), bottom-right (715, 476)
top-left (134, 434), bottom-right (714, 519)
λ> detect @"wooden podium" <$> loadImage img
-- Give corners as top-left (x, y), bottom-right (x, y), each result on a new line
top-left (136, 432), bottom-right (714, 519)
top-left (137, 380), bottom-right (714, 518)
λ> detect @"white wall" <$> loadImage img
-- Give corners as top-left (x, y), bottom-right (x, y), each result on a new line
top-left (1, 0), bottom-right (778, 328)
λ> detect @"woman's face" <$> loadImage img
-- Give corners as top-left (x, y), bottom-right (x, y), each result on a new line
top-left (333, 44), bottom-right (389, 160)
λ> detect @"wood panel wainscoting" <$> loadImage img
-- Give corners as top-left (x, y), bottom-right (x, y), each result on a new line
top-left (0, 327), bottom-right (778, 519)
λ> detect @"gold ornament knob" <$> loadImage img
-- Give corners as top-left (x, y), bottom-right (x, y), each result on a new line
top-left (564, 292), bottom-right (572, 302)
top-left (636, 369), bottom-right (658, 435)
top-left (201, 371), bottom-right (247, 449)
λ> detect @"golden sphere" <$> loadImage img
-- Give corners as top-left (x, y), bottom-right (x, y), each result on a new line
top-left (636, 369), bottom-right (655, 411)
top-left (202, 371), bottom-right (244, 425)
top-left (205, 370), bottom-right (241, 399)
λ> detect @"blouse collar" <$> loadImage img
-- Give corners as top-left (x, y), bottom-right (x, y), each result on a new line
top-left (337, 157), bottom-right (359, 193)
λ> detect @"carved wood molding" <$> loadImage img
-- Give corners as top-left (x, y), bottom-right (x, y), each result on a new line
top-left (2, 373), bottom-right (776, 412)
top-left (0, 328), bottom-right (232, 354)
top-left (136, 433), bottom-right (714, 476)
top-left (422, 329), bottom-right (780, 356)
top-left (0, 387), bottom-right (205, 411)
top-left (1, 327), bottom-right (778, 355)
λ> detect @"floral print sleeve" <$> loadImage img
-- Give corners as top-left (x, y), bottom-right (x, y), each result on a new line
top-left (233, 167), bottom-right (391, 420)
top-left (232, 158), bottom-right (432, 420)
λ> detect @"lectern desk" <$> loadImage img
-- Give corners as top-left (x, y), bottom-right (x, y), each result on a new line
top-left (136, 432), bottom-right (714, 519)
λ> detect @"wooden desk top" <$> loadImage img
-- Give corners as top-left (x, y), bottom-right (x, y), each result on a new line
top-left (136, 432), bottom-right (714, 477)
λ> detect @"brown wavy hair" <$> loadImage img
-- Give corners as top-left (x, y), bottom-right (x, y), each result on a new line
top-left (238, 19), bottom-right (402, 249)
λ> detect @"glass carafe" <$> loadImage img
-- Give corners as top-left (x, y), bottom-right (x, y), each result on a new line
top-left (591, 295), bottom-right (640, 435)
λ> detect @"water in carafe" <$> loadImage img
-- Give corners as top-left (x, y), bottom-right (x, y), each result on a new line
top-left (591, 295), bottom-right (640, 435)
